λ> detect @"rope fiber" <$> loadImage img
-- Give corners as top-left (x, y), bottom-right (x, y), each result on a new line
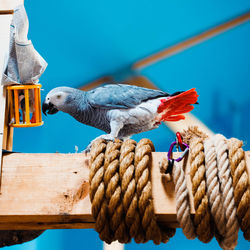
top-left (89, 138), bottom-right (175, 244)
top-left (89, 126), bottom-right (249, 249)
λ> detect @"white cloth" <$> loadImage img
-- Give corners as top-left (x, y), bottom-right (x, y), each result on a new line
top-left (2, 4), bottom-right (47, 85)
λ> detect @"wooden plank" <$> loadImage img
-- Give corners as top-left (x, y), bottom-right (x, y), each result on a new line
top-left (0, 153), bottom-right (92, 230)
top-left (133, 12), bottom-right (250, 69)
top-left (0, 151), bottom-right (249, 230)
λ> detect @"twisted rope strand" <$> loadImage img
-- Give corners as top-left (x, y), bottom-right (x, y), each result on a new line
top-left (172, 161), bottom-right (196, 239)
top-left (227, 138), bottom-right (250, 241)
top-left (135, 139), bottom-right (175, 244)
top-left (204, 138), bottom-right (226, 246)
top-left (213, 134), bottom-right (239, 249)
top-left (134, 139), bottom-right (161, 244)
top-left (104, 140), bottom-right (130, 243)
top-left (89, 132), bottom-right (249, 248)
top-left (89, 139), bottom-right (113, 243)
top-left (189, 137), bottom-right (214, 243)
top-left (119, 139), bottom-right (141, 240)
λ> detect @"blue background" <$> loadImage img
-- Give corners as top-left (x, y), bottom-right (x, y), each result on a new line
top-left (8, 0), bottom-right (250, 249)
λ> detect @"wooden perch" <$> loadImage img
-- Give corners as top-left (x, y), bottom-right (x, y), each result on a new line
top-left (0, 151), bottom-right (249, 230)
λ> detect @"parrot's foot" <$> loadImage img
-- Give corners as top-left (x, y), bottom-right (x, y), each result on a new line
top-left (83, 134), bottom-right (115, 153)
top-left (98, 134), bottom-right (115, 141)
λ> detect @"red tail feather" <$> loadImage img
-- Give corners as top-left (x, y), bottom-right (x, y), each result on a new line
top-left (157, 88), bottom-right (198, 122)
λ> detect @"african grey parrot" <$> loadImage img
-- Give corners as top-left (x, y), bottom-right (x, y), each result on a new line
top-left (42, 84), bottom-right (198, 146)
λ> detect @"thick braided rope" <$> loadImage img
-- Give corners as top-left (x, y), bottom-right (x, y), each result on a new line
top-left (90, 138), bottom-right (175, 244)
top-left (135, 139), bottom-right (175, 244)
top-left (89, 139), bottom-right (113, 243)
top-left (172, 161), bottom-right (196, 239)
top-left (104, 140), bottom-right (130, 243)
top-left (227, 138), bottom-right (250, 241)
top-left (213, 134), bottom-right (239, 249)
top-left (134, 139), bottom-right (160, 243)
top-left (204, 138), bottom-right (226, 240)
top-left (189, 137), bottom-right (214, 243)
top-left (119, 139), bottom-right (142, 241)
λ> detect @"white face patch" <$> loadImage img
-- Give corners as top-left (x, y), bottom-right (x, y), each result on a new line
top-left (45, 91), bottom-right (68, 108)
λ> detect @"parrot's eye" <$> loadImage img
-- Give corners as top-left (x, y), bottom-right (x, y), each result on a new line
top-left (56, 95), bottom-right (61, 99)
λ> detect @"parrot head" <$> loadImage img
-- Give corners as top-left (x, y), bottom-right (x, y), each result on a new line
top-left (42, 87), bottom-right (76, 116)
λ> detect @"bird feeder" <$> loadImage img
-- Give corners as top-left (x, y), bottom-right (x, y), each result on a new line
top-left (6, 84), bottom-right (43, 127)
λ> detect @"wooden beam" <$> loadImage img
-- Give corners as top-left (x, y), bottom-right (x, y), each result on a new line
top-left (80, 11), bottom-right (250, 91)
top-left (0, 153), bottom-right (92, 230)
top-left (0, 151), bottom-right (249, 230)
top-left (133, 11), bottom-right (250, 70)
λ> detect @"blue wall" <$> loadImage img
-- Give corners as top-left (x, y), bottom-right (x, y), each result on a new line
top-left (8, 0), bottom-right (250, 249)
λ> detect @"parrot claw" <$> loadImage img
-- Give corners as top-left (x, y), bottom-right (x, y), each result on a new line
top-left (99, 134), bottom-right (115, 141)
top-left (83, 134), bottom-right (116, 153)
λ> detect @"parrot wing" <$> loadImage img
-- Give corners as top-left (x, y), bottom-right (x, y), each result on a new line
top-left (86, 84), bottom-right (169, 109)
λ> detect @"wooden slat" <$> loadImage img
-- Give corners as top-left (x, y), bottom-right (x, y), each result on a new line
top-left (13, 89), bottom-right (19, 124)
top-left (24, 89), bottom-right (30, 124)
top-left (0, 151), bottom-right (249, 230)
top-left (3, 89), bottom-right (14, 150)
top-left (34, 88), bottom-right (39, 122)
top-left (38, 87), bottom-right (42, 122)
top-left (133, 12), bottom-right (250, 69)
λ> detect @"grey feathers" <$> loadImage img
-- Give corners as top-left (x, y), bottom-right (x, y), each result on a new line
top-left (86, 84), bottom-right (169, 109)
top-left (43, 84), bottom-right (171, 138)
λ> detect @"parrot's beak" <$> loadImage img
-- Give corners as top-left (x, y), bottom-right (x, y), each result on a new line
top-left (42, 101), bottom-right (59, 116)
